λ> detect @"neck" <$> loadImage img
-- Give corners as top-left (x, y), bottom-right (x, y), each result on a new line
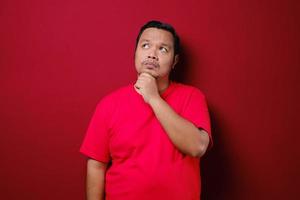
top-left (157, 78), bottom-right (171, 94)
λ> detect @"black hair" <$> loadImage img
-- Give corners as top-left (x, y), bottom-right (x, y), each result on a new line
top-left (135, 20), bottom-right (180, 55)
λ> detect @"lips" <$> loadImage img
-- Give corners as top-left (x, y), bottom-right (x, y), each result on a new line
top-left (142, 60), bottom-right (159, 69)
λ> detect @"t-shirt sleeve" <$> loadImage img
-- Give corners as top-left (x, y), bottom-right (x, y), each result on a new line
top-left (181, 88), bottom-right (213, 147)
top-left (79, 98), bottom-right (111, 163)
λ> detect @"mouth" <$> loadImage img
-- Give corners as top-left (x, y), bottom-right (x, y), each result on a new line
top-left (142, 60), bottom-right (159, 69)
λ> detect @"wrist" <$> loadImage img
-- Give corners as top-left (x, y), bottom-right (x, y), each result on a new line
top-left (148, 95), bottom-right (163, 108)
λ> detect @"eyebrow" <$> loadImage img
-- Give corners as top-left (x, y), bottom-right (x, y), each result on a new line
top-left (140, 39), bottom-right (172, 48)
top-left (161, 43), bottom-right (171, 48)
top-left (140, 39), bottom-right (149, 43)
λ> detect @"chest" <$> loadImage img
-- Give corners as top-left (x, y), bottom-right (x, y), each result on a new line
top-left (107, 93), bottom-right (187, 162)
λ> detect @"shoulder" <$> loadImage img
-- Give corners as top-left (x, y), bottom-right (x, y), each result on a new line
top-left (96, 84), bottom-right (134, 108)
top-left (101, 84), bottom-right (133, 102)
top-left (173, 82), bottom-right (206, 99)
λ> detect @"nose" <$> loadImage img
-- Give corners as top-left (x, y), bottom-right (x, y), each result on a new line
top-left (147, 55), bottom-right (158, 60)
top-left (147, 48), bottom-right (158, 60)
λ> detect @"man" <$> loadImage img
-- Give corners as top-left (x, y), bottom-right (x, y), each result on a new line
top-left (80, 20), bottom-right (212, 200)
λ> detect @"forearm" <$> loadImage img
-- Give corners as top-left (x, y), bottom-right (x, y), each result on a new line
top-left (149, 96), bottom-right (209, 157)
top-left (86, 159), bottom-right (107, 200)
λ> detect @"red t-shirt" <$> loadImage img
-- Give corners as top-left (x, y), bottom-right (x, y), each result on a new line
top-left (80, 82), bottom-right (212, 200)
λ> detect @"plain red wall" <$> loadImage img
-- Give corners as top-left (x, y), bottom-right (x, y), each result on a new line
top-left (1, 0), bottom-right (299, 199)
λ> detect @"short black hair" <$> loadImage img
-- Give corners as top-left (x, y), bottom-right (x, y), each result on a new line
top-left (135, 20), bottom-right (180, 55)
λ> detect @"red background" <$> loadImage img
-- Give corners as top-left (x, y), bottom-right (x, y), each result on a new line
top-left (1, 0), bottom-right (299, 199)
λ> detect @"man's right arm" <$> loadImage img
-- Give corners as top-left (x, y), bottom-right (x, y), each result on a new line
top-left (86, 159), bottom-right (108, 200)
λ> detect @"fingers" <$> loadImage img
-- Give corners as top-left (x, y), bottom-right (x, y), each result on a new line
top-left (134, 72), bottom-right (155, 93)
top-left (139, 69), bottom-right (159, 79)
top-left (134, 85), bottom-right (142, 95)
top-left (134, 78), bottom-right (144, 90)
top-left (136, 72), bottom-right (155, 84)
top-left (134, 71), bottom-right (159, 103)
top-left (139, 72), bottom-right (155, 79)
top-left (135, 71), bottom-right (157, 90)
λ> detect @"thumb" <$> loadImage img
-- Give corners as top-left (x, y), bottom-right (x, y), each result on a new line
top-left (134, 85), bottom-right (142, 95)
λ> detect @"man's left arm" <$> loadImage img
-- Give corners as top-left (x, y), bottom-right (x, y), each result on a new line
top-left (149, 96), bottom-right (210, 158)
top-left (135, 72), bottom-right (210, 158)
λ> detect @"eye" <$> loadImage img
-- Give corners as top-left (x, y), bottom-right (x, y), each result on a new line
top-left (141, 43), bottom-right (150, 49)
top-left (160, 47), bottom-right (168, 53)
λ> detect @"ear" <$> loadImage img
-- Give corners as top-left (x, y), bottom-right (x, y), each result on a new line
top-left (172, 55), bottom-right (179, 69)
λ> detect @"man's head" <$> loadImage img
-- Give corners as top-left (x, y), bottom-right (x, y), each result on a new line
top-left (134, 20), bottom-right (180, 81)
top-left (135, 21), bottom-right (180, 56)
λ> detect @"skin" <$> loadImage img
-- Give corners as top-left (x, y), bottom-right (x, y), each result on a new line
top-left (134, 27), bottom-right (210, 157)
top-left (134, 28), bottom-right (179, 95)
top-left (86, 159), bottom-right (107, 200)
top-left (86, 27), bottom-right (210, 199)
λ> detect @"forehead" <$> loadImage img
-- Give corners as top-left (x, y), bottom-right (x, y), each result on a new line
top-left (139, 28), bottom-right (174, 46)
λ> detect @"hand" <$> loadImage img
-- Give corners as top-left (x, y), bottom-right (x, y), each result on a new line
top-left (134, 71), bottom-right (160, 104)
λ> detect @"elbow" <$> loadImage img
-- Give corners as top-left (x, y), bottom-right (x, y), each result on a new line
top-left (190, 144), bottom-right (207, 158)
top-left (189, 129), bottom-right (210, 158)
